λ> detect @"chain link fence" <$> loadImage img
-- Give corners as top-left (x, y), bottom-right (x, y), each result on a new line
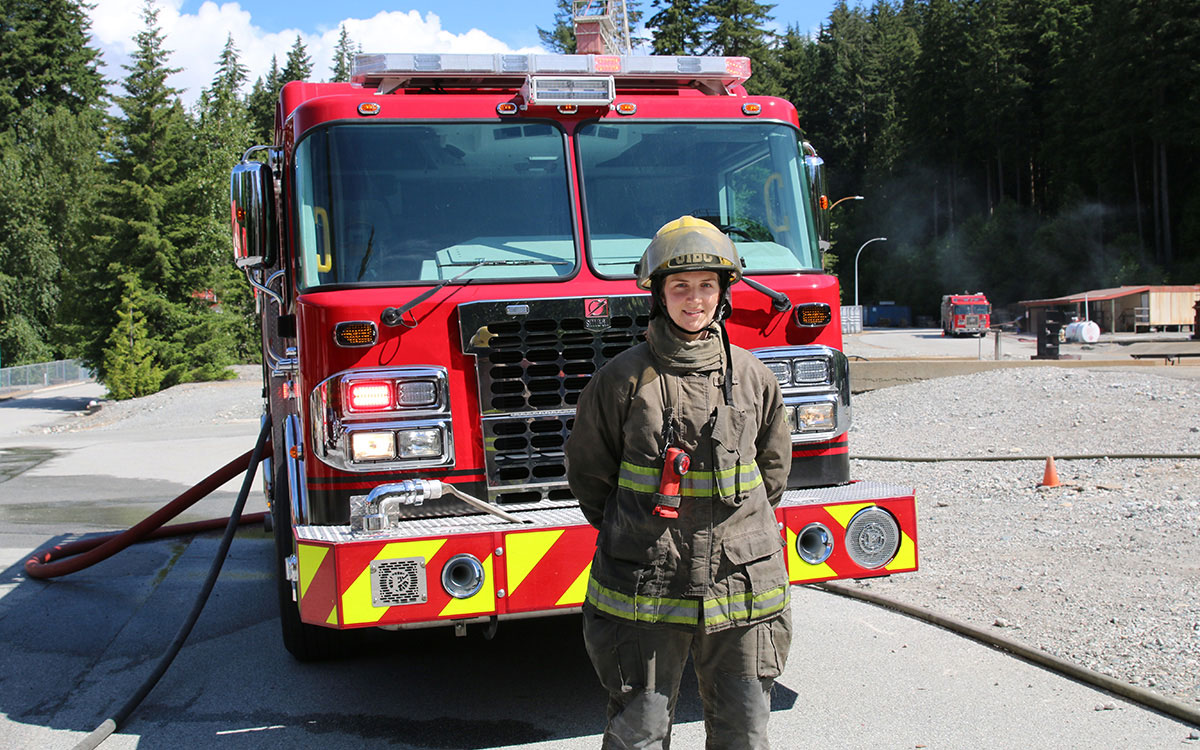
top-left (0, 360), bottom-right (94, 395)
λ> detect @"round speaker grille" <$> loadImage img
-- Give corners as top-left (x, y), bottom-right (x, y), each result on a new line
top-left (844, 506), bottom-right (900, 569)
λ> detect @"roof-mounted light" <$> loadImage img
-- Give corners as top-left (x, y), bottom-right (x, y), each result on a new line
top-left (523, 76), bottom-right (614, 107)
top-left (352, 53), bottom-right (751, 96)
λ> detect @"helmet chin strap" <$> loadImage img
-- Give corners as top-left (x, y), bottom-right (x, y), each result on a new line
top-left (649, 279), bottom-right (735, 406)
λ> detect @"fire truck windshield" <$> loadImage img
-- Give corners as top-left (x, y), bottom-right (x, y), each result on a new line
top-left (293, 121), bottom-right (575, 288)
top-left (577, 121), bottom-right (821, 276)
top-left (292, 120), bottom-right (820, 289)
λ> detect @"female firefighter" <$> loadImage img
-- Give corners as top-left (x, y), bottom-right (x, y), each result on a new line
top-left (565, 216), bottom-right (793, 749)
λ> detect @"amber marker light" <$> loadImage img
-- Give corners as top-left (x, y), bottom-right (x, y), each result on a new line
top-left (334, 321), bottom-right (377, 347)
top-left (794, 303), bottom-right (832, 328)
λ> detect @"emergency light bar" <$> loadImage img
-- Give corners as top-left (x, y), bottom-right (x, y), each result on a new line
top-left (353, 53), bottom-right (751, 96)
top-left (521, 76), bottom-right (615, 106)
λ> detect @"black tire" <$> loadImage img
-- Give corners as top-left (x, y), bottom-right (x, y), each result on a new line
top-left (272, 462), bottom-right (348, 661)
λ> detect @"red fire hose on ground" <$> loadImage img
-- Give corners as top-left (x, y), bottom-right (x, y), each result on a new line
top-left (23, 418), bottom-right (273, 749)
top-left (24, 441), bottom-right (271, 580)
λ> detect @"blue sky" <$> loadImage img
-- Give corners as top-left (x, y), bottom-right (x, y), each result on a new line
top-left (87, 1), bottom-right (839, 106)
top-left (218, 1), bottom-right (837, 49)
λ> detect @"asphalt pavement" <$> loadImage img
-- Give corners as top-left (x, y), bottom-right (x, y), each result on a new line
top-left (2, 377), bottom-right (1198, 749)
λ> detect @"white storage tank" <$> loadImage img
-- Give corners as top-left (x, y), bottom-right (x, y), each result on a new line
top-left (1065, 320), bottom-right (1101, 343)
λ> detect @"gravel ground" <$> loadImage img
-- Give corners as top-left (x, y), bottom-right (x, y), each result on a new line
top-left (34, 363), bottom-right (1200, 708)
top-left (846, 366), bottom-right (1200, 707)
top-left (39, 365), bottom-right (263, 434)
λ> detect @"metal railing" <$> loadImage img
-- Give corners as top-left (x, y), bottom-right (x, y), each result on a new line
top-left (0, 359), bottom-right (93, 394)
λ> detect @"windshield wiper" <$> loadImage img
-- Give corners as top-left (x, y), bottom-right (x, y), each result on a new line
top-left (741, 277), bottom-right (792, 312)
top-left (381, 259), bottom-right (567, 327)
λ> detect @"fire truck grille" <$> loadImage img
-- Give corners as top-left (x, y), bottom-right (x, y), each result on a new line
top-left (371, 557), bottom-right (428, 607)
top-left (459, 296), bottom-right (650, 503)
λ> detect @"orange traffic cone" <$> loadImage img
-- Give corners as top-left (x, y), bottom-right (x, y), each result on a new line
top-left (1039, 456), bottom-right (1061, 488)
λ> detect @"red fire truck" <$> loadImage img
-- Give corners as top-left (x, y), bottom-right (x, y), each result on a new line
top-left (230, 52), bottom-right (919, 660)
top-left (941, 292), bottom-right (992, 336)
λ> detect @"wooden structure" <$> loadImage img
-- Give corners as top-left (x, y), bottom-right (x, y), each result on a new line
top-left (1018, 285), bottom-right (1199, 333)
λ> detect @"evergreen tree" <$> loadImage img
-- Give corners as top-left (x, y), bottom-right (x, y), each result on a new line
top-left (281, 34), bottom-right (313, 83)
top-left (330, 24), bottom-right (356, 82)
top-left (82, 1), bottom-right (237, 390)
top-left (701, 0), bottom-right (776, 93)
top-left (0, 0), bottom-right (106, 366)
top-left (538, 0), bottom-right (578, 53)
top-left (246, 55), bottom-right (280, 144)
top-left (701, 0), bottom-right (775, 55)
top-left (196, 36), bottom-right (258, 367)
top-left (197, 35), bottom-right (259, 364)
top-left (0, 0), bottom-right (105, 123)
top-left (647, 0), bottom-right (706, 55)
top-left (101, 275), bottom-right (164, 400)
top-left (0, 106), bottom-right (104, 366)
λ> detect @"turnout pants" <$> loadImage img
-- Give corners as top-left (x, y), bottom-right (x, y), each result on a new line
top-left (582, 608), bottom-right (792, 750)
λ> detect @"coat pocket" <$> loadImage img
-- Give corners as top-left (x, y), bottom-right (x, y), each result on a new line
top-left (723, 530), bottom-right (788, 592)
top-left (709, 404), bottom-right (751, 506)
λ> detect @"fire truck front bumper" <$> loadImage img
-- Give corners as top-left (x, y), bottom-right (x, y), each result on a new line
top-left (288, 483), bottom-right (917, 630)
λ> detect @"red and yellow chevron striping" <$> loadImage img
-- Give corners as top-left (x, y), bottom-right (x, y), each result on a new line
top-left (779, 497), bottom-right (918, 584)
top-left (294, 494), bottom-right (917, 629)
top-left (502, 526), bottom-right (595, 613)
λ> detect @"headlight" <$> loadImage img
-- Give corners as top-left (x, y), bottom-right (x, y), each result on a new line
top-left (765, 360), bottom-right (791, 386)
top-left (398, 428), bottom-right (442, 458)
top-left (350, 431), bottom-right (396, 461)
top-left (758, 355), bottom-right (833, 388)
top-left (755, 346), bottom-right (851, 441)
top-left (397, 380), bottom-right (438, 407)
top-left (310, 367), bottom-right (453, 472)
top-left (793, 403), bottom-right (835, 432)
top-left (792, 359), bottom-right (830, 385)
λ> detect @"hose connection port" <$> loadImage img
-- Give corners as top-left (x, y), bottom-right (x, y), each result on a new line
top-left (441, 554), bottom-right (486, 599)
top-left (796, 522), bottom-right (834, 565)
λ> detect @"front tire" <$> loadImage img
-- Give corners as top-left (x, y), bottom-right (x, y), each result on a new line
top-left (272, 462), bottom-right (347, 661)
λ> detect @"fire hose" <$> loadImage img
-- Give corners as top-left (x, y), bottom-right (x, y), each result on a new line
top-left (830, 451), bottom-right (1200, 729)
top-left (814, 582), bottom-right (1200, 728)
top-left (20, 437), bottom-right (1199, 742)
top-left (23, 417), bottom-right (273, 749)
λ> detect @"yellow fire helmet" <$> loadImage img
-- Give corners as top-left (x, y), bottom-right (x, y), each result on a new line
top-left (634, 215), bottom-right (744, 290)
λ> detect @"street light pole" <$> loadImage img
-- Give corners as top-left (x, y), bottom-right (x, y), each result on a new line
top-left (829, 195), bottom-right (864, 210)
top-left (854, 237), bottom-right (887, 310)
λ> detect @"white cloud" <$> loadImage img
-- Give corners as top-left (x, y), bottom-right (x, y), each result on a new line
top-left (86, 1), bottom-right (540, 109)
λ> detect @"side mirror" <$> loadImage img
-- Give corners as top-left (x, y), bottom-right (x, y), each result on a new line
top-left (230, 160), bottom-right (277, 269)
top-left (802, 144), bottom-right (830, 245)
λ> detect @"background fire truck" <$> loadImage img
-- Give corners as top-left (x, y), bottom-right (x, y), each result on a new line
top-left (229, 49), bottom-right (919, 660)
top-left (941, 292), bottom-right (992, 336)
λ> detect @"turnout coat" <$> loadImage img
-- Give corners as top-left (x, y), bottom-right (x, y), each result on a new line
top-left (566, 316), bottom-right (793, 634)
